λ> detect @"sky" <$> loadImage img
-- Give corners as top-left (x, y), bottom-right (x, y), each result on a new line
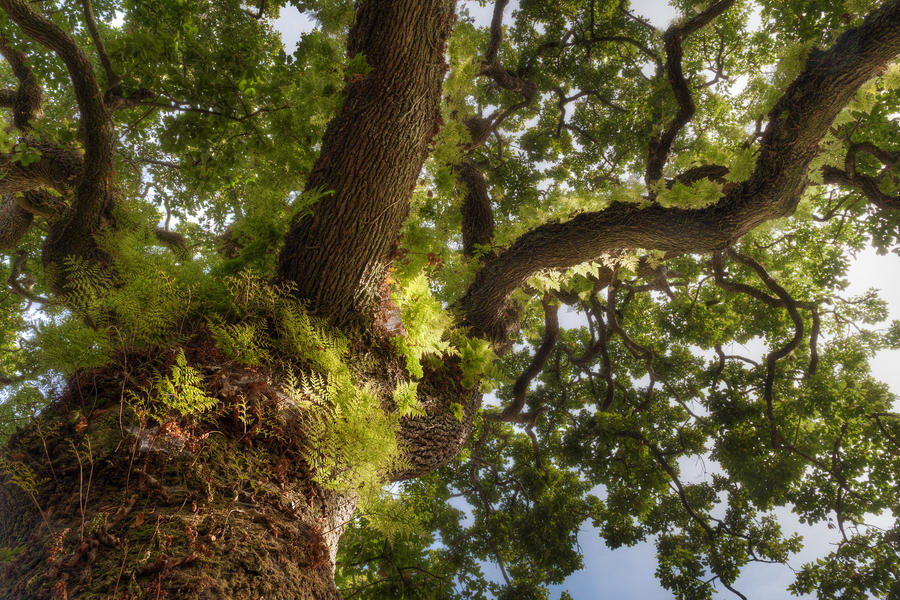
top-left (272, 1), bottom-right (900, 598)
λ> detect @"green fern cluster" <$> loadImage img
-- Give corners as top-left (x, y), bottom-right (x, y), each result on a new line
top-left (211, 271), bottom-right (427, 495)
top-left (0, 454), bottom-right (42, 496)
top-left (215, 270), bottom-right (348, 373)
top-left (129, 349), bottom-right (217, 422)
top-left (299, 371), bottom-right (406, 495)
top-left (390, 271), bottom-right (498, 390)
top-left (390, 273), bottom-right (453, 378)
top-left (31, 208), bottom-right (208, 378)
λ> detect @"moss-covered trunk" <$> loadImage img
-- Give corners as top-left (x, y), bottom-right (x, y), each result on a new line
top-left (0, 364), bottom-right (357, 600)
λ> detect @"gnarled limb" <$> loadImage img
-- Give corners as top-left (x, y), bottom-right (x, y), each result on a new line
top-left (0, 35), bottom-right (42, 130)
top-left (0, 195), bottom-right (32, 251)
top-left (646, 0), bottom-right (737, 186)
top-left (485, 294), bottom-right (558, 424)
top-left (456, 159), bottom-right (495, 257)
top-left (479, 0), bottom-right (537, 103)
top-left (822, 165), bottom-right (900, 210)
top-left (0, 141), bottom-right (83, 195)
top-left (460, 0), bottom-right (900, 342)
top-left (0, 0), bottom-right (118, 295)
top-left (79, 0), bottom-right (119, 93)
top-left (7, 250), bottom-right (49, 305)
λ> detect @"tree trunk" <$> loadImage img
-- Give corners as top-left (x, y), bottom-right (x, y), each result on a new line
top-left (0, 362), bottom-right (357, 600)
top-left (278, 0), bottom-right (456, 325)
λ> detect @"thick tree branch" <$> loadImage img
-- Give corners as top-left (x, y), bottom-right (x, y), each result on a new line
top-left (646, 0), bottom-right (737, 186)
top-left (456, 159), bottom-right (495, 257)
top-left (0, 35), bottom-right (42, 130)
top-left (460, 0), bottom-right (900, 342)
top-left (278, 0), bottom-right (456, 324)
top-left (0, 0), bottom-right (114, 211)
top-left (0, 194), bottom-right (33, 251)
top-left (486, 294), bottom-right (558, 424)
top-left (484, 0), bottom-right (509, 65)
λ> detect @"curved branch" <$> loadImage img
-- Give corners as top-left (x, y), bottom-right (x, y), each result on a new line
top-left (7, 250), bottom-right (49, 305)
top-left (0, 0), bottom-right (114, 205)
top-left (79, 0), bottom-right (119, 92)
top-left (486, 294), bottom-right (558, 423)
top-left (646, 0), bottom-right (737, 185)
top-left (0, 141), bottom-right (84, 195)
top-left (460, 1), bottom-right (900, 341)
top-left (0, 35), bottom-right (42, 130)
top-left (478, 0), bottom-right (537, 104)
top-left (456, 159), bottom-right (495, 257)
top-left (484, 0), bottom-right (509, 65)
top-left (822, 165), bottom-right (900, 210)
top-left (728, 250), bottom-right (804, 448)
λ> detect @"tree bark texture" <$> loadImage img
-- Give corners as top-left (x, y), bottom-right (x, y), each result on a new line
top-left (278, 0), bottom-right (456, 325)
top-left (0, 360), bottom-right (356, 600)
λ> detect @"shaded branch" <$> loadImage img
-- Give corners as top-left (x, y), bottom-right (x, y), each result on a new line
top-left (728, 249), bottom-right (804, 448)
top-left (484, 0), bottom-right (509, 65)
top-left (478, 0), bottom-right (537, 105)
top-left (646, 0), bottom-right (737, 186)
top-left (0, 141), bottom-right (84, 195)
top-left (79, 0), bottom-right (119, 92)
top-left (822, 164), bottom-right (900, 210)
top-left (7, 250), bottom-right (49, 305)
top-left (456, 159), bottom-right (495, 257)
top-left (0, 194), bottom-right (33, 251)
top-left (0, 35), bottom-right (43, 130)
top-left (486, 294), bottom-right (558, 424)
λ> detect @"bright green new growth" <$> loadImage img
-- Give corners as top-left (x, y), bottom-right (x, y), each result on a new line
top-left (128, 349), bottom-right (217, 422)
top-left (391, 273), bottom-right (455, 379)
top-left (204, 272), bottom-right (427, 498)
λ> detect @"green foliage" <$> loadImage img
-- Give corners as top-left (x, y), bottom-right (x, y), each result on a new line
top-left (1, 1), bottom-right (900, 599)
top-left (0, 454), bottom-right (42, 496)
top-left (391, 273), bottom-right (454, 379)
top-left (299, 370), bottom-right (406, 496)
top-left (129, 349), bottom-right (217, 420)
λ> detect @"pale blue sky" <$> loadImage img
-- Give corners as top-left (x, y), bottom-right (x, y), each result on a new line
top-left (272, 2), bottom-right (900, 598)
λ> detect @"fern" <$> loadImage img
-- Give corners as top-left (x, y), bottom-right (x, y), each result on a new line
top-left (129, 350), bottom-right (217, 421)
top-left (300, 370), bottom-right (407, 495)
top-left (208, 319), bottom-right (270, 366)
top-left (393, 381), bottom-right (424, 418)
top-left (390, 273), bottom-right (453, 378)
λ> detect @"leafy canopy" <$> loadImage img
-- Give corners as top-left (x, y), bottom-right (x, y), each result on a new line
top-left (0, 0), bottom-right (899, 599)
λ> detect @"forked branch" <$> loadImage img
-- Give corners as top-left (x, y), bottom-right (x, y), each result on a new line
top-left (461, 0), bottom-right (900, 342)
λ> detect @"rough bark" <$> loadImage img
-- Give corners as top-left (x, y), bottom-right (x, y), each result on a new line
top-left (393, 358), bottom-right (484, 481)
top-left (457, 159), bottom-right (495, 257)
top-left (0, 357), bottom-right (356, 600)
top-left (278, 0), bottom-right (456, 325)
top-left (0, 194), bottom-right (33, 251)
top-left (0, 142), bottom-right (83, 195)
top-left (0, 0), bottom-right (117, 295)
top-left (460, 0), bottom-right (900, 341)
